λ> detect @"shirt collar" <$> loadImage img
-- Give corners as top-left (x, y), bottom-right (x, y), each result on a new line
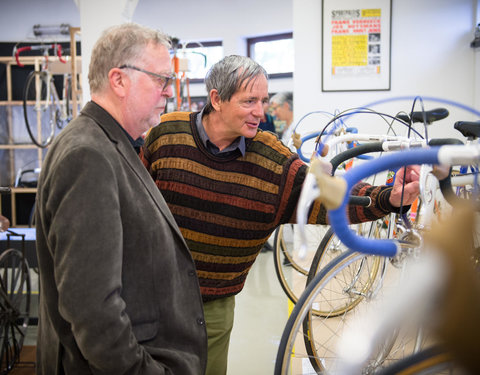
top-left (116, 120), bottom-right (144, 154)
top-left (196, 107), bottom-right (246, 157)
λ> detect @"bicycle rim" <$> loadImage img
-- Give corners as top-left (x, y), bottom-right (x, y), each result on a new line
top-left (273, 224), bottom-right (329, 306)
top-left (303, 251), bottom-right (383, 373)
top-left (376, 346), bottom-right (456, 375)
top-left (275, 249), bottom-right (429, 374)
top-left (0, 249), bottom-right (31, 373)
top-left (23, 71), bottom-right (55, 148)
top-left (274, 250), bottom-right (364, 375)
top-left (57, 74), bottom-right (73, 129)
top-left (306, 224), bottom-right (382, 317)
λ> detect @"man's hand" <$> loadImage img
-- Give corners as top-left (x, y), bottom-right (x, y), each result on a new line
top-left (389, 165), bottom-right (420, 207)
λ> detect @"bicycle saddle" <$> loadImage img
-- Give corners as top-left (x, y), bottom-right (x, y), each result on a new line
top-left (454, 120), bottom-right (480, 139)
top-left (397, 108), bottom-right (449, 124)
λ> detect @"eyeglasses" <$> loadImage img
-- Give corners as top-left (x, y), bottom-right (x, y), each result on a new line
top-left (119, 65), bottom-right (175, 91)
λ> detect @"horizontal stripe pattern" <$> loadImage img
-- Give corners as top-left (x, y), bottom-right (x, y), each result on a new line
top-left (153, 158), bottom-right (280, 194)
top-left (142, 111), bottom-right (392, 302)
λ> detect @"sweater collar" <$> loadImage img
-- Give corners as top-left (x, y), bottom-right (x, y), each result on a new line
top-left (195, 107), bottom-right (246, 157)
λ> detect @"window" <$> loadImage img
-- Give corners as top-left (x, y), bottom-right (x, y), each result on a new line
top-left (172, 41), bottom-right (223, 82)
top-left (247, 32), bottom-right (293, 78)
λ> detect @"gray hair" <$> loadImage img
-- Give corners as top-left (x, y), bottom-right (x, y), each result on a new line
top-left (270, 91), bottom-right (293, 110)
top-left (204, 55), bottom-right (268, 114)
top-left (88, 23), bottom-right (171, 93)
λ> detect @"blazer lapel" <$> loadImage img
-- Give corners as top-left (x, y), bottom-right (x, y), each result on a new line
top-left (81, 102), bottom-right (188, 247)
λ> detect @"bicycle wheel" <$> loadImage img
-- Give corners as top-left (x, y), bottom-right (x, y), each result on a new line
top-left (0, 249), bottom-right (31, 374)
top-left (273, 224), bottom-right (329, 306)
top-left (23, 70), bottom-right (56, 148)
top-left (305, 223), bottom-right (384, 317)
top-left (376, 346), bottom-right (456, 375)
top-left (304, 247), bottom-right (386, 373)
top-left (274, 249), bottom-right (364, 375)
top-left (59, 74), bottom-right (75, 129)
top-left (275, 248), bottom-right (426, 375)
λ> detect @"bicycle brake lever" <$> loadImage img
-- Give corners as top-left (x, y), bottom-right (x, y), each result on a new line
top-left (296, 172), bottom-right (320, 259)
top-left (297, 159), bottom-right (347, 259)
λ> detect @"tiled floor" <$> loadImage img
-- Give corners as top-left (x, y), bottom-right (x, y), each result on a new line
top-left (228, 249), bottom-right (290, 374)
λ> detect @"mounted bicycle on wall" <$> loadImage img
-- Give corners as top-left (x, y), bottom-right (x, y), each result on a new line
top-left (13, 42), bottom-right (81, 148)
top-left (168, 37), bottom-right (208, 112)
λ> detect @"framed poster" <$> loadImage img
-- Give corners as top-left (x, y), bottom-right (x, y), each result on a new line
top-left (322, 0), bottom-right (392, 91)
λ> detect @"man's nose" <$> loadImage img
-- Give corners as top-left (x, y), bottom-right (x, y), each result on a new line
top-left (163, 84), bottom-right (174, 98)
top-left (253, 101), bottom-right (263, 117)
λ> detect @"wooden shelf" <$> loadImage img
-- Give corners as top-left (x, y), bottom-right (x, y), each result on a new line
top-left (0, 144), bottom-right (38, 149)
top-left (0, 27), bottom-right (81, 227)
top-left (0, 188), bottom-right (36, 227)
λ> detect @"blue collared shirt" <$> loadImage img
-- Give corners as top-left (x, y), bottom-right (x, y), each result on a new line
top-left (195, 107), bottom-right (246, 157)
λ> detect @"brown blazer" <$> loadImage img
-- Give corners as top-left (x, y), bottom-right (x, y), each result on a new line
top-left (35, 102), bottom-right (207, 374)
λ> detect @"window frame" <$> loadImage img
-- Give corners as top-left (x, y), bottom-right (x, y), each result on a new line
top-left (174, 40), bottom-right (223, 83)
top-left (247, 32), bottom-right (293, 78)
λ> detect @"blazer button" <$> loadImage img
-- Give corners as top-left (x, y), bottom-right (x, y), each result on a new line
top-left (197, 318), bottom-right (205, 326)
top-left (188, 270), bottom-right (196, 277)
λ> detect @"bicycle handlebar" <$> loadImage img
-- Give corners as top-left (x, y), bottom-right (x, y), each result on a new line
top-left (14, 43), bottom-right (66, 67)
top-left (328, 145), bottom-right (480, 257)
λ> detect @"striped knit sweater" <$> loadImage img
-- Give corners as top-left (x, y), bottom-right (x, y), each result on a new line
top-left (141, 112), bottom-right (396, 302)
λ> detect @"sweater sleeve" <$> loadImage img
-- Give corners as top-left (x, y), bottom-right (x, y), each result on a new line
top-left (306, 182), bottom-right (411, 225)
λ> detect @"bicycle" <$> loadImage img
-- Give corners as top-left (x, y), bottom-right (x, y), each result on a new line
top-left (0, 187), bottom-right (32, 374)
top-left (296, 106), bottom-right (452, 301)
top-left (272, 104), bottom-right (450, 318)
top-left (274, 143), bottom-right (480, 374)
top-left (297, 139), bottom-right (463, 374)
top-left (331, 152), bottom-right (479, 375)
top-left (270, 107), bottom-right (422, 310)
top-left (14, 43), bottom-right (78, 148)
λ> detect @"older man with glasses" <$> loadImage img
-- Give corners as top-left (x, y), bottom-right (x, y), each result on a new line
top-left (35, 23), bottom-right (207, 375)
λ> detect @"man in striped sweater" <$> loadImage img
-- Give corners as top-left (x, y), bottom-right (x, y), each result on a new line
top-left (141, 55), bottom-right (420, 375)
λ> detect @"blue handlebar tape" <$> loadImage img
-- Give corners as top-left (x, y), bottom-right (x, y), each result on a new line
top-left (328, 147), bottom-right (440, 257)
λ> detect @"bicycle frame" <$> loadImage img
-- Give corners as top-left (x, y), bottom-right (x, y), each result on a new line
top-left (16, 43), bottom-right (73, 148)
top-left (327, 145), bottom-right (480, 256)
top-left (276, 144), bottom-right (479, 374)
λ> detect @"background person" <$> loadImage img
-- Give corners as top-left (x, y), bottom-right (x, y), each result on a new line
top-left (35, 23), bottom-right (207, 375)
top-left (270, 91), bottom-right (294, 149)
top-left (258, 100), bottom-right (276, 133)
top-left (141, 55), bottom-right (419, 375)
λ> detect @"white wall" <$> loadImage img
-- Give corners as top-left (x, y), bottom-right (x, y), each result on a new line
top-left (132, 0), bottom-right (294, 96)
top-left (0, 0), bottom-right (81, 41)
top-left (293, 0), bottom-right (479, 140)
top-left (1, 0), bottom-right (478, 136)
top-left (0, 0), bottom-right (294, 97)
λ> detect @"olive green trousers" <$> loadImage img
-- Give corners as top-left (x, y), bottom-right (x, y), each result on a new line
top-left (203, 296), bottom-right (236, 375)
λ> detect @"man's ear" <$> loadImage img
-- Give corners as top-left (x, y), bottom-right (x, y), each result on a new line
top-left (108, 68), bottom-right (128, 97)
top-left (210, 89), bottom-right (222, 111)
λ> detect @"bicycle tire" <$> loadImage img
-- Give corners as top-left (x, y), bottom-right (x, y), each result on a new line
top-left (23, 70), bottom-right (56, 148)
top-left (60, 74), bottom-right (74, 129)
top-left (376, 346), bottom-right (455, 375)
top-left (305, 224), bottom-right (383, 317)
top-left (273, 224), bottom-right (329, 307)
top-left (275, 247), bottom-right (425, 375)
top-left (0, 248), bottom-right (31, 374)
top-left (303, 243), bottom-right (385, 373)
top-left (274, 249), bottom-right (363, 375)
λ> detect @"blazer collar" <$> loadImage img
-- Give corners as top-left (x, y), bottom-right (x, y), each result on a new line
top-left (80, 101), bottom-right (188, 247)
